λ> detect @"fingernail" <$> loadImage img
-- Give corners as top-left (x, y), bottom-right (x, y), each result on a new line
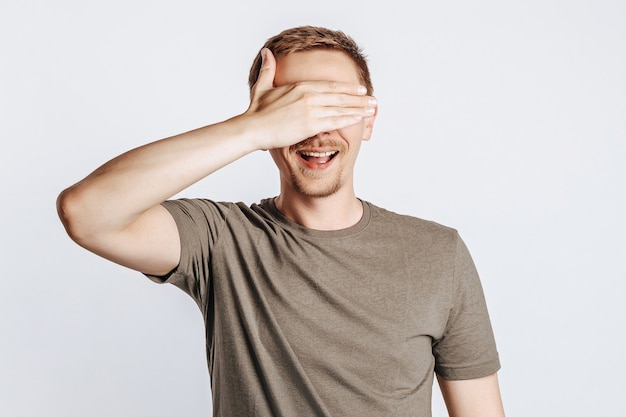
top-left (368, 97), bottom-right (377, 106)
top-left (358, 86), bottom-right (367, 94)
top-left (261, 48), bottom-right (267, 65)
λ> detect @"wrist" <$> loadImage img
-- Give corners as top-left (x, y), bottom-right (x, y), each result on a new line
top-left (227, 113), bottom-right (271, 152)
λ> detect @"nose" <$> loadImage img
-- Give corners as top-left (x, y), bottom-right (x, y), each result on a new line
top-left (298, 131), bottom-right (335, 149)
top-left (311, 131), bottom-right (331, 140)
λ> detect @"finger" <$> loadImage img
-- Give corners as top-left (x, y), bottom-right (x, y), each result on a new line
top-left (302, 91), bottom-right (377, 109)
top-left (301, 104), bottom-right (375, 133)
top-left (314, 104), bottom-right (377, 121)
top-left (295, 80), bottom-right (368, 96)
top-left (314, 114), bottom-right (368, 133)
top-left (251, 48), bottom-right (276, 96)
top-left (331, 94), bottom-right (377, 109)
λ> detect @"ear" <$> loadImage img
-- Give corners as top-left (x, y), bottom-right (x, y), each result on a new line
top-left (362, 102), bottom-right (378, 141)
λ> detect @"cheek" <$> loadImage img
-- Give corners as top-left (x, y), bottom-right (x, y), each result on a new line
top-left (269, 149), bottom-right (285, 167)
top-left (269, 149), bottom-right (296, 174)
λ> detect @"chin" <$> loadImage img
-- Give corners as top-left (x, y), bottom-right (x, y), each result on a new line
top-left (291, 175), bottom-right (342, 198)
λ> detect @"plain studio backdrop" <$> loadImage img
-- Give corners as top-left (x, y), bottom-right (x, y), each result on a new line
top-left (1, 1), bottom-right (624, 416)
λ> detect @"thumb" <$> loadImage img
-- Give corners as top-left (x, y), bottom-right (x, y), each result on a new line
top-left (252, 48), bottom-right (276, 96)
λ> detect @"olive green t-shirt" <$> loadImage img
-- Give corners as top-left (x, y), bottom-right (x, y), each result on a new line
top-left (150, 198), bottom-right (500, 416)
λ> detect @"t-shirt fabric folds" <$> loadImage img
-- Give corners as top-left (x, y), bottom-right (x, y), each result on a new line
top-left (147, 198), bottom-right (500, 417)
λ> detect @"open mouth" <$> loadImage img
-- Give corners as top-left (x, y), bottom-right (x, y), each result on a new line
top-left (297, 150), bottom-right (339, 165)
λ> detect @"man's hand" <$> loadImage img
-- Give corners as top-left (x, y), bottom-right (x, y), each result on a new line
top-left (243, 48), bottom-right (377, 150)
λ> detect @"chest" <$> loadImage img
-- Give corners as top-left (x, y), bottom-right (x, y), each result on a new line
top-left (208, 225), bottom-right (455, 413)
top-left (213, 228), bottom-right (454, 349)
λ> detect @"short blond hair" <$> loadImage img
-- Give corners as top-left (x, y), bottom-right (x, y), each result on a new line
top-left (248, 26), bottom-right (373, 95)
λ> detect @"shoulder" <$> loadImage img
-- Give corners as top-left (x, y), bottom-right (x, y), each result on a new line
top-left (162, 198), bottom-right (261, 219)
top-left (365, 201), bottom-right (459, 240)
top-left (160, 199), bottom-right (276, 239)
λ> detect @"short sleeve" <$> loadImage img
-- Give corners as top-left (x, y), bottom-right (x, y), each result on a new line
top-left (432, 234), bottom-right (501, 380)
top-left (145, 198), bottom-right (232, 308)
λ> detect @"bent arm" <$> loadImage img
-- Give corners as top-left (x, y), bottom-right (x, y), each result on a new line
top-left (57, 118), bottom-right (261, 276)
top-left (437, 373), bottom-right (505, 417)
top-left (57, 49), bottom-right (376, 276)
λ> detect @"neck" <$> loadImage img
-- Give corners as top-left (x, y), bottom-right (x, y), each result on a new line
top-left (274, 188), bottom-right (363, 231)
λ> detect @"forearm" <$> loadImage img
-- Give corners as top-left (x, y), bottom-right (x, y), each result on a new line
top-left (58, 116), bottom-right (259, 242)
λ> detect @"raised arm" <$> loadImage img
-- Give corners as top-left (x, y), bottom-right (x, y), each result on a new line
top-left (437, 373), bottom-right (505, 417)
top-left (57, 48), bottom-right (376, 276)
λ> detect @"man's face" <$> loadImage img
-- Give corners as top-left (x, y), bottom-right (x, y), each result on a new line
top-left (270, 50), bottom-right (376, 199)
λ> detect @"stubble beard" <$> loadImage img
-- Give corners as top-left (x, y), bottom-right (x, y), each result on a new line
top-left (291, 166), bottom-right (343, 198)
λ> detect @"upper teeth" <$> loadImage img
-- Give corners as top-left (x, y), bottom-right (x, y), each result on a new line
top-left (300, 151), bottom-right (336, 157)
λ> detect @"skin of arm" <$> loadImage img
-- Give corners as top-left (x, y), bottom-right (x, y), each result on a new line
top-left (437, 373), bottom-right (505, 417)
top-left (56, 48), bottom-right (376, 276)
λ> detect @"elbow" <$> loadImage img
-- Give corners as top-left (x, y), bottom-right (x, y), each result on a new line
top-left (56, 185), bottom-right (91, 245)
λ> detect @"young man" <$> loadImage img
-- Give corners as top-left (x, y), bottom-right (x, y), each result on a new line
top-left (58, 26), bottom-right (504, 416)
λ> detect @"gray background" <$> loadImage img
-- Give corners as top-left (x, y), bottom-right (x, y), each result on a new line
top-left (2, 0), bottom-right (624, 416)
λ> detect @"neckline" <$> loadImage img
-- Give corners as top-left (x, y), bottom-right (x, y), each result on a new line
top-left (260, 197), bottom-right (371, 239)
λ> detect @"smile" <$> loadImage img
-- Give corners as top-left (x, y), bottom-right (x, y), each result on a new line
top-left (298, 150), bottom-right (339, 164)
